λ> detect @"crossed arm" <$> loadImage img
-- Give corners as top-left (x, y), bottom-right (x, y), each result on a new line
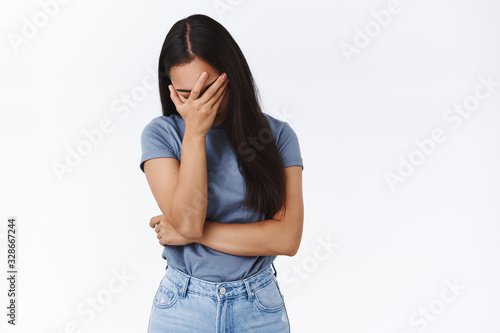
top-left (143, 128), bottom-right (303, 257)
top-left (197, 165), bottom-right (304, 257)
top-left (146, 160), bottom-right (304, 257)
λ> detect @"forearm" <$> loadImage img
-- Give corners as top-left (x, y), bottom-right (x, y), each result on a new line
top-left (169, 131), bottom-right (207, 238)
top-left (196, 219), bottom-right (295, 256)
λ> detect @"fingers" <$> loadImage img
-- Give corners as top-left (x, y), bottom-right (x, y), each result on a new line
top-left (197, 72), bottom-right (228, 105)
top-left (168, 84), bottom-right (184, 109)
top-left (149, 215), bottom-right (163, 244)
top-left (208, 85), bottom-right (229, 115)
top-left (149, 215), bottom-right (161, 228)
top-left (206, 80), bottom-right (229, 110)
top-left (188, 72), bottom-right (210, 101)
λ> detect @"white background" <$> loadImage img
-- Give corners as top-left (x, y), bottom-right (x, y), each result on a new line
top-left (1, 0), bottom-right (499, 332)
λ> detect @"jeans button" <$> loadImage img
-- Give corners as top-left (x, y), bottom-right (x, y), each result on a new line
top-left (219, 286), bottom-right (226, 295)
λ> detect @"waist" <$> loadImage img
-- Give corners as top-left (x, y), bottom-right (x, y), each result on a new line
top-left (161, 244), bottom-right (276, 282)
top-left (163, 263), bottom-right (277, 300)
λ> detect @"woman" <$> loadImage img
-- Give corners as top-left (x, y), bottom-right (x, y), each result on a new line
top-left (140, 13), bottom-right (304, 332)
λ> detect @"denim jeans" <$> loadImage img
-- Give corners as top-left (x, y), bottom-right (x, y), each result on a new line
top-left (147, 262), bottom-right (291, 332)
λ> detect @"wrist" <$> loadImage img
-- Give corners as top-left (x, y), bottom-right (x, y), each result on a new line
top-left (184, 128), bottom-right (207, 140)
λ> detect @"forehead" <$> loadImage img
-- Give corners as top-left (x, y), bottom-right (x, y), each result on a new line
top-left (169, 57), bottom-right (219, 90)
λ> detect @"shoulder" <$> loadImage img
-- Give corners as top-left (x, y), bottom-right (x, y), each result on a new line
top-left (141, 114), bottom-right (184, 138)
top-left (262, 113), bottom-right (298, 141)
top-left (263, 112), bottom-right (285, 129)
top-left (143, 115), bottom-right (182, 132)
top-left (263, 113), bottom-right (304, 170)
top-left (140, 115), bottom-right (184, 151)
top-left (140, 115), bottom-right (183, 169)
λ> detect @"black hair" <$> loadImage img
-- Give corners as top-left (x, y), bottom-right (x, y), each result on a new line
top-left (158, 14), bottom-right (286, 220)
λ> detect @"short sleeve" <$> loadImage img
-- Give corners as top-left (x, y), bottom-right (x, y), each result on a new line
top-left (277, 122), bottom-right (304, 170)
top-left (139, 118), bottom-right (179, 173)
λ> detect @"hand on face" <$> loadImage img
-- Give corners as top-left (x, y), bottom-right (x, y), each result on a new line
top-left (169, 71), bottom-right (229, 136)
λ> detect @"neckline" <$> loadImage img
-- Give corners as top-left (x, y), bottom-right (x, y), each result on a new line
top-left (211, 121), bottom-right (226, 130)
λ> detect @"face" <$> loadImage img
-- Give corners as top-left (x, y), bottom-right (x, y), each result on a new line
top-left (169, 57), bottom-right (230, 124)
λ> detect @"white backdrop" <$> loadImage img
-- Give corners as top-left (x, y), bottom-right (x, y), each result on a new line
top-left (1, 0), bottom-right (499, 332)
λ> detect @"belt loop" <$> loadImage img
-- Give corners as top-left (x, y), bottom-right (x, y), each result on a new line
top-left (178, 275), bottom-right (190, 298)
top-left (243, 280), bottom-right (254, 301)
top-left (271, 262), bottom-right (277, 278)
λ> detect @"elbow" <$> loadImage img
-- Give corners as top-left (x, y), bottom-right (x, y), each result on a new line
top-left (284, 243), bottom-right (300, 257)
top-left (276, 213), bottom-right (303, 257)
top-left (168, 200), bottom-right (205, 240)
top-left (181, 229), bottom-right (203, 240)
top-left (281, 236), bottom-right (301, 256)
top-left (283, 230), bottom-right (302, 257)
top-left (177, 219), bottom-right (204, 240)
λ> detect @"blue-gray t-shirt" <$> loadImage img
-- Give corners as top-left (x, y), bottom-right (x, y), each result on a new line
top-left (140, 112), bottom-right (303, 282)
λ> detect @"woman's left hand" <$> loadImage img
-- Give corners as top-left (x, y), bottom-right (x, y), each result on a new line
top-left (149, 214), bottom-right (194, 246)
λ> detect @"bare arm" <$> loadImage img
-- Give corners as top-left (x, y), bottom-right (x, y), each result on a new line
top-left (195, 166), bottom-right (304, 256)
top-left (144, 132), bottom-right (208, 239)
top-left (144, 72), bottom-right (228, 239)
top-left (168, 132), bottom-right (208, 238)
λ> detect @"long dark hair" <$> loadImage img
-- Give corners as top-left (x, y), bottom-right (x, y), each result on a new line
top-left (157, 14), bottom-right (286, 221)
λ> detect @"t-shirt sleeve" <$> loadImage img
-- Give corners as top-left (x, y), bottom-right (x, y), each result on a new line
top-left (277, 122), bottom-right (304, 170)
top-left (139, 118), bottom-right (179, 173)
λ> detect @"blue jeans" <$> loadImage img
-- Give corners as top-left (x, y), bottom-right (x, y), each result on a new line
top-left (147, 262), bottom-right (291, 332)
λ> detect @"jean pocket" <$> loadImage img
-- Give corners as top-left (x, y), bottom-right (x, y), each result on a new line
top-left (252, 277), bottom-right (285, 313)
top-left (153, 278), bottom-right (179, 309)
